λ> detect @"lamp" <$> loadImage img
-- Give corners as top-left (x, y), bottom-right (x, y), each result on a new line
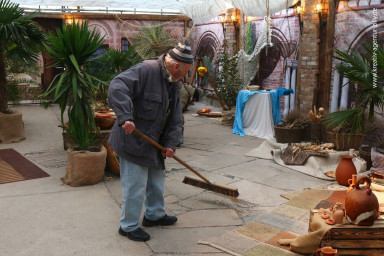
top-left (316, 3), bottom-right (327, 27)
top-left (296, 5), bottom-right (303, 35)
top-left (231, 15), bottom-right (240, 32)
top-left (219, 15), bottom-right (226, 36)
top-left (65, 16), bottom-right (74, 26)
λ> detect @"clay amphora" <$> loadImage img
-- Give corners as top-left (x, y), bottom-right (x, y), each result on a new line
top-left (347, 174), bottom-right (357, 193)
top-left (336, 155), bottom-right (357, 186)
top-left (345, 176), bottom-right (379, 226)
top-left (316, 246), bottom-right (337, 256)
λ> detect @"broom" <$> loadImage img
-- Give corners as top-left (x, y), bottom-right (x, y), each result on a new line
top-left (133, 128), bottom-right (239, 197)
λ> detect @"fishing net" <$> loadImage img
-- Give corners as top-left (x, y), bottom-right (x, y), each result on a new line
top-left (236, 17), bottom-right (272, 88)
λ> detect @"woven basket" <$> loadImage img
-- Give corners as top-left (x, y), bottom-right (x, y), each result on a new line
top-left (359, 146), bottom-right (372, 170)
top-left (274, 126), bottom-right (306, 143)
top-left (324, 131), bottom-right (364, 151)
top-left (104, 140), bottom-right (120, 176)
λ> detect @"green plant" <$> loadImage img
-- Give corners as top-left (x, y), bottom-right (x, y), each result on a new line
top-left (322, 44), bottom-right (384, 135)
top-left (0, 0), bottom-right (46, 113)
top-left (132, 23), bottom-right (177, 60)
top-left (214, 40), bottom-right (243, 109)
top-left (41, 21), bottom-right (104, 150)
top-left (245, 21), bottom-right (254, 55)
top-left (89, 47), bottom-right (142, 106)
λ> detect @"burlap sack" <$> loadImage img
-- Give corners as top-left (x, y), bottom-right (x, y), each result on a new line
top-left (63, 146), bottom-right (107, 186)
top-left (0, 110), bottom-right (26, 143)
top-left (279, 208), bottom-right (344, 254)
top-left (180, 83), bottom-right (195, 111)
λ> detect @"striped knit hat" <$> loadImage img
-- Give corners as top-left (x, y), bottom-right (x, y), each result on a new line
top-left (168, 40), bottom-right (194, 64)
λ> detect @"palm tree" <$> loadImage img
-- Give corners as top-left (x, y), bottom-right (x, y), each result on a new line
top-left (322, 44), bottom-right (384, 135)
top-left (0, 0), bottom-right (46, 113)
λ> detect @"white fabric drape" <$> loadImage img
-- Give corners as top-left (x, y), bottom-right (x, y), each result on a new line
top-left (15, 0), bottom-right (299, 24)
top-left (226, 0), bottom-right (298, 17)
top-left (242, 93), bottom-right (275, 139)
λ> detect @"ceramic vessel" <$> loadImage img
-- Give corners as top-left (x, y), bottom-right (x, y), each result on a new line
top-left (316, 246), bottom-right (337, 256)
top-left (345, 176), bottom-right (379, 226)
top-left (326, 203), bottom-right (345, 225)
top-left (335, 155), bottom-right (357, 186)
top-left (347, 174), bottom-right (358, 193)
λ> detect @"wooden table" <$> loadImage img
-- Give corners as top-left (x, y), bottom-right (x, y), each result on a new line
top-left (310, 209), bottom-right (384, 255)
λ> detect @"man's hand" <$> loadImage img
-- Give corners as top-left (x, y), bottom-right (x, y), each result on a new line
top-left (122, 121), bottom-right (135, 134)
top-left (162, 148), bottom-right (175, 158)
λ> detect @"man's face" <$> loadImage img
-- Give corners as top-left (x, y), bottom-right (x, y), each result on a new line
top-left (170, 63), bottom-right (192, 82)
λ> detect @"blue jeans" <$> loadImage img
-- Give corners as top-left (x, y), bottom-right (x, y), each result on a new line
top-left (119, 157), bottom-right (165, 232)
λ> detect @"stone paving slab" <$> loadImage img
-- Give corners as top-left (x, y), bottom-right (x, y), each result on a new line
top-left (175, 209), bottom-right (243, 228)
top-left (255, 213), bottom-right (296, 231)
top-left (147, 226), bottom-right (238, 254)
top-left (205, 230), bottom-right (260, 255)
top-left (230, 179), bottom-right (287, 206)
top-left (235, 222), bottom-right (280, 242)
top-left (187, 152), bottom-right (252, 171)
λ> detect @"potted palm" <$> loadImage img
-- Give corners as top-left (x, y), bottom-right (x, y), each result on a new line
top-left (322, 44), bottom-right (384, 150)
top-left (41, 20), bottom-right (107, 186)
top-left (0, 0), bottom-right (46, 143)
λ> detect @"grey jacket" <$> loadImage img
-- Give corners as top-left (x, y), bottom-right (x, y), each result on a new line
top-left (107, 55), bottom-right (183, 168)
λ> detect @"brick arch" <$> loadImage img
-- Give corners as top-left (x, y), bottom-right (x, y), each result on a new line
top-left (196, 31), bottom-right (221, 59)
top-left (348, 21), bottom-right (384, 53)
top-left (88, 20), bottom-right (115, 47)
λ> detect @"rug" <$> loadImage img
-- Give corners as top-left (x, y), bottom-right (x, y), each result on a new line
top-left (245, 138), bottom-right (356, 180)
top-left (0, 148), bottom-right (49, 184)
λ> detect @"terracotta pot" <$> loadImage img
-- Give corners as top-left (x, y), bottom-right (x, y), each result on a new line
top-left (345, 176), bottom-right (379, 226)
top-left (347, 174), bottom-right (358, 193)
top-left (335, 155), bottom-right (357, 186)
top-left (316, 246), bottom-right (337, 256)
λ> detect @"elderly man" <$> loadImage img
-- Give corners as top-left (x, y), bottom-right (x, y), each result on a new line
top-left (108, 40), bottom-right (193, 242)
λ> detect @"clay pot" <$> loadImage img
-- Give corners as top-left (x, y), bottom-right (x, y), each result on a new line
top-left (326, 203), bottom-right (345, 225)
top-left (347, 174), bottom-right (358, 193)
top-left (345, 176), bottom-right (379, 226)
top-left (335, 155), bottom-right (357, 186)
top-left (316, 246), bottom-right (337, 256)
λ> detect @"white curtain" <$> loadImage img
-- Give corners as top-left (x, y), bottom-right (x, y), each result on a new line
top-left (226, 0), bottom-right (298, 17)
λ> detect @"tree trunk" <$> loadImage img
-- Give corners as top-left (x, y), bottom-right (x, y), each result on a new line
top-left (0, 45), bottom-right (9, 113)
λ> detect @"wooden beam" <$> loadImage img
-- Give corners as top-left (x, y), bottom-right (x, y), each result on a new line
top-left (317, 0), bottom-right (337, 110)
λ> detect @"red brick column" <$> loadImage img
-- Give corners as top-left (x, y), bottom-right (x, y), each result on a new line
top-left (296, 0), bottom-right (327, 111)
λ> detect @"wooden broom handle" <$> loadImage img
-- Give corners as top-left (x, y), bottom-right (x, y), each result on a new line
top-left (133, 128), bottom-right (211, 184)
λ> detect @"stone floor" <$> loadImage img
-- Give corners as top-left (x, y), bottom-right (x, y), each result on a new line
top-left (0, 103), bottom-right (331, 255)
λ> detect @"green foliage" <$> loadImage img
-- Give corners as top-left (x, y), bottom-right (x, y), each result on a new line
top-left (132, 23), bottom-right (176, 59)
top-left (323, 44), bottom-right (384, 135)
top-left (214, 40), bottom-right (243, 109)
top-left (202, 56), bottom-right (215, 83)
top-left (41, 21), bottom-right (104, 150)
top-left (89, 47), bottom-right (142, 106)
top-left (245, 21), bottom-right (254, 55)
top-left (0, 0), bottom-right (46, 113)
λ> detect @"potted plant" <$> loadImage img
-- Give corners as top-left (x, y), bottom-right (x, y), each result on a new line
top-left (0, 0), bottom-right (46, 143)
top-left (214, 40), bottom-right (243, 126)
top-left (41, 20), bottom-right (107, 186)
top-left (322, 44), bottom-right (384, 150)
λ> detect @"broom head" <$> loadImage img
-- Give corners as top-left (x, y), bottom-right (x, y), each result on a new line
top-left (182, 175), bottom-right (239, 197)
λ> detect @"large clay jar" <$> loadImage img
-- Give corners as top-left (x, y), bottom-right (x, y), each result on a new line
top-left (335, 155), bottom-right (357, 186)
top-left (345, 176), bottom-right (379, 226)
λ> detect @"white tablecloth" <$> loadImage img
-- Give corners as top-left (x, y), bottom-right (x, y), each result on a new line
top-left (242, 93), bottom-right (275, 139)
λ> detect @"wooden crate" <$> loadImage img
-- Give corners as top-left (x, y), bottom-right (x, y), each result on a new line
top-left (320, 218), bottom-right (384, 256)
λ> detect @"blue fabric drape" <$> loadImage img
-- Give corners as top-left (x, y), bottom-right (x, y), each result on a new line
top-left (233, 88), bottom-right (293, 136)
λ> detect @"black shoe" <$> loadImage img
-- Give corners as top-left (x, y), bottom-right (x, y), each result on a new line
top-left (142, 214), bottom-right (177, 227)
top-left (118, 227), bottom-right (150, 242)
